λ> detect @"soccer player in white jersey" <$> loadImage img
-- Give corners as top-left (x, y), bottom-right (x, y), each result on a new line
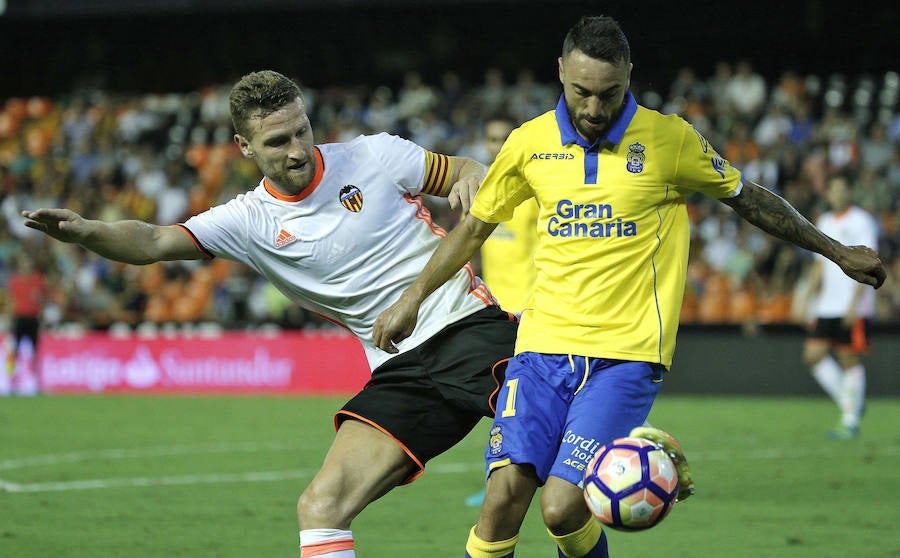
top-left (803, 175), bottom-right (879, 439)
top-left (374, 16), bottom-right (886, 558)
top-left (21, 70), bottom-right (518, 558)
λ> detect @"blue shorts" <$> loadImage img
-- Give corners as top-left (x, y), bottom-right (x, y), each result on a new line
top-left (484, 352), bottom-right (664, 488)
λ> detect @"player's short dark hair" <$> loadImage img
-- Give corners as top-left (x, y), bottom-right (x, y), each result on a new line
top-left (562, 16), bottom-right (630, 66)
top-left (230, 70), bottom-right (303, 138)
top-left (484, 112), bottom-right (517, 129)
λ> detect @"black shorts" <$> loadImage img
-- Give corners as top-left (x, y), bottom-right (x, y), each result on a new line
top-left (807, 317), bottom-right (870, 354)
top-left (13, 317), bottom-right (39, 348)
top-left (336, 305), bottom-right (517, 478)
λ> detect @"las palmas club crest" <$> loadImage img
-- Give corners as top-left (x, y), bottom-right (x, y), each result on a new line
top-left (626, 142), bottom-right (646, 173)
top-left (340, 185), bottom-right (363, 212)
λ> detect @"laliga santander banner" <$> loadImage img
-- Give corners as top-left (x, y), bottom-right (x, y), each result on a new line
top-left (38, 331), bottom-right (371, 394)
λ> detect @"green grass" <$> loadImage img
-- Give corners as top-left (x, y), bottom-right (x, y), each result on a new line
top-left (1, 395), bottom-right (898, 557)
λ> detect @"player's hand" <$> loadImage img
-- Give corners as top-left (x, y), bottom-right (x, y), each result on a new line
top-left (21, 208), bottom-right (91, 244)
top-left (835, 245), bottom-right (887, 289)
top-left (447, 175), bottom-right (481, 216)
top-left (629, 426), bottom-right (695, 502)
top-left (372, 293), bottom-right (421, 354)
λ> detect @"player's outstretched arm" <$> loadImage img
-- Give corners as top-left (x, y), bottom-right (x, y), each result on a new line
top-left (373, 213), bottom-right (497, 353)
top-left (720, 181), bottom-right (886, 288)
top-left (21, 208), bottom-right (205, 265)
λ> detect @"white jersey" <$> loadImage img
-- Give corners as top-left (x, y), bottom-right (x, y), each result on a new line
top-left (813, 206), bottom-right (879, 318)
top-left (182, 133), bottom-right (495, 371)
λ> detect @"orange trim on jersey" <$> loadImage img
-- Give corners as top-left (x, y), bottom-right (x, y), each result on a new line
top-left (422, 151), bottom-right (451, 196)
top-left (488, 357), bottom-right (510, 415)
top-left (263, 146), bottom-right (324, 202)
top-left (333, 410), bottom-right (426, 485)
top-left (403, 193), bottom-right (448, 237)
top-left (402, 193), bottom-right (495, 308)
top-left (310, 310), bottom-right (352, 333)
top-left (175, 224), bottom-right (214, 260)
top-left (300, 539), bottom-right (355, 557)
top-left (461, 262), bottom-right (496, 306)
top-left (831, 206), bottom-right (853, 220)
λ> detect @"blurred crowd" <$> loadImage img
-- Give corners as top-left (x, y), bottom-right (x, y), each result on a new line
top-left (0, 61), bottom-right (898, 333)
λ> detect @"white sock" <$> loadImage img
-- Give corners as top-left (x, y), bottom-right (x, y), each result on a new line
top-left (812, 355), bottom-right (843, 406)
top-left (840, 364), bottom-right (866, 429)
top-left (299, 529), bottom-right (355, 558)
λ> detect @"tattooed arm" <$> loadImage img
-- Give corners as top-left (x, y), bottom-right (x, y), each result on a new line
top-left (721, 181), bottom-right (886, 288)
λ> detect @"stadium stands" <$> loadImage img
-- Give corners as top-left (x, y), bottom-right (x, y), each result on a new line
top-left (1, 64), bottom-right (897, 332)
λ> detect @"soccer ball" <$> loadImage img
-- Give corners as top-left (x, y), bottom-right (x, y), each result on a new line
top-left (583, 437), bottom-right (679, 531)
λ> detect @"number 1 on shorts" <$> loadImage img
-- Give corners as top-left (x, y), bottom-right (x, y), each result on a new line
top-left (501, 378), bottom-right (518, 417)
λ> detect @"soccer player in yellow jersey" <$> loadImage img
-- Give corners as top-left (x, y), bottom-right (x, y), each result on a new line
top-left (374, 16), bottom-right (886, 558)
top-left (478, 116), bottom-right (539, 317)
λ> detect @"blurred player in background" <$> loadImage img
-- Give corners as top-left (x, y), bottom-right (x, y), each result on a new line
top-left (802, 175), bottom-right (879, 440)
top-left (374, 15), bottom-right (886, 558)
top-left (465, 115), bottom-right (537, 507)
top-left (478, 115), bottom-right (539, 318)
top-left (2, 253), bottom-right (47, 396)
top-left (22, 69), bottom-right (517, 558)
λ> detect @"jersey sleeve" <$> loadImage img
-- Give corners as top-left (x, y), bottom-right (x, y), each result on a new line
top-left (470, 128), bottom-right (534, 223)
top-left (363, 132), bottom-right (434, 195)
top-left (180, 196), bottom-right (251, 263)
top-left (673, 122), bottom-right (743, 199)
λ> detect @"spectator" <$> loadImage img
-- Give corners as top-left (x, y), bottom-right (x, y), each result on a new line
top-left (724, 60), bottom-right (767, 122)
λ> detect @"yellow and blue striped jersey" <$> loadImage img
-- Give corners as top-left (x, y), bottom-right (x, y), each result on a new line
top-left (470, 93), bottom-right (742, 367)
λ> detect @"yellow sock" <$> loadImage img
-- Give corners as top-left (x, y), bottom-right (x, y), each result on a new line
top-left (547, 517), bottom-right (604, 558)
top-left (464, 525), bottom-right (518, 558)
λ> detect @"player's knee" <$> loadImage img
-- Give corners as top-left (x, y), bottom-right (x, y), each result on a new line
top-left (297, 482), bottom-right (347, 529)
top-left (541, 496), bottom-right (591, 535)
top-left (803, 346), bottom-right (825, 368)
top-left (836, 352), bottom-right (861, 370)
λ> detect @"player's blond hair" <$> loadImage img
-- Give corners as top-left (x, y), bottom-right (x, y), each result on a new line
top-left (229, 70), bottom-right (303, 138)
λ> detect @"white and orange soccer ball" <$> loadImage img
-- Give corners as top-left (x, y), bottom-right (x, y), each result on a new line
top-left (583, 437), bottom-right (679, 531)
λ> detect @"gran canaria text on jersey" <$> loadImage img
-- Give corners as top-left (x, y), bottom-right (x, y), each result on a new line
top-left (547, 199), bottom-right (638, 238)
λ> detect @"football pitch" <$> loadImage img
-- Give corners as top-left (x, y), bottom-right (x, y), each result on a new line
top-left (1, 394), bottom-right (897, 558)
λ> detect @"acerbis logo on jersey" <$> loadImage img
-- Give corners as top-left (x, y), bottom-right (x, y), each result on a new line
top-left (339, 185), bottom-right (364, 212)
top-left (530, 152), bottom-right (575, 160)
top-left (274, 228), bottom-right (297, 248)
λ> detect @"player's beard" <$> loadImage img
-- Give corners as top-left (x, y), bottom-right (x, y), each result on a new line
top-left (268, 158), bottom-right (315, 195)
top-left (575, 116), bottom-right (609, 144)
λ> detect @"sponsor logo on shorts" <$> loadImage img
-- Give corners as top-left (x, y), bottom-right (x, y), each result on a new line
top-left (562, 429), bottom-right (602, 466)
